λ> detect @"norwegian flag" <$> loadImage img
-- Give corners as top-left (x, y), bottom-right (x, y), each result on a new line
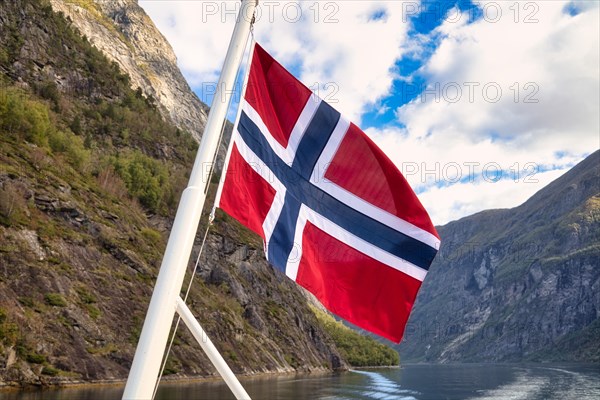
top-left (215, 44), bottom-right (440, 343)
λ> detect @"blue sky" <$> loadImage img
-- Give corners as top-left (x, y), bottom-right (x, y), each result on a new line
top-left (140, 0), bottom-right (599, 225)
top-left (362, 0), bottom-right (482, 128)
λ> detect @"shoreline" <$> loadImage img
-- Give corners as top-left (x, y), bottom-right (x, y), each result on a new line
top-left (0, 364), bottom-right (403, 392)
top-left (0, 367), bottom-right (333, 392)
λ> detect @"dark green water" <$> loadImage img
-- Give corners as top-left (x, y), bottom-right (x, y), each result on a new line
top-left (1, 364), bottom-right (599, 400)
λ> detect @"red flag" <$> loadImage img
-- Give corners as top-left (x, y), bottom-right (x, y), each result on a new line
top-left (216, 44), bottom-right (440, 343)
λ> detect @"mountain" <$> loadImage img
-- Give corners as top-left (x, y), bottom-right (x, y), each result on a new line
top-left (48, 0), bottom-right (209, 141)
top-left (0, 0), bottom-right (398, 387)
top-left (399, 151), bottom-right (600, 362)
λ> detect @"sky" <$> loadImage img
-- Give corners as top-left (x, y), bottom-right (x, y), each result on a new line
top-left (139, 0), bottom-right (599, 226)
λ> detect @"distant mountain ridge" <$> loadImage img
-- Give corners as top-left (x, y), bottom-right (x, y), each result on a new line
top-left (399, 150), bottom-right (600, 362)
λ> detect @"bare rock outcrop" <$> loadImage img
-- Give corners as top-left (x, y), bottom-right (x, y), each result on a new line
top-left (50, 0), bottom-right (209, 140)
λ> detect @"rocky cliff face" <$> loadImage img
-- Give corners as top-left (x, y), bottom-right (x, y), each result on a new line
top-left (49, 0), bottom-right (209, 141)
top-left (399, 151), bottom-right (600, 362)
top-left (0, 0), bottom-right (351, 387)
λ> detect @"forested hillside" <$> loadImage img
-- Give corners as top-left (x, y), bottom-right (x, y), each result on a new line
top-left (0, 0), bottom-right (397, 387)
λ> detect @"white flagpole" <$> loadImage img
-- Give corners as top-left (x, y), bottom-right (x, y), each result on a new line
top-left (123, 1), bottom-right (258, 399)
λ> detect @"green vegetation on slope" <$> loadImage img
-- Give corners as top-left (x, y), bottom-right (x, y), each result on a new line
top-left (0, 0), bottom-right (362, 385)
top-left (311, 306), bottom-right (399, 367)
top-left (0, 0), bottom-right (204, 383)
top-left (0, 83), bottom-right (198, 214)
top-left (1, 0), bottom-right (199, 216)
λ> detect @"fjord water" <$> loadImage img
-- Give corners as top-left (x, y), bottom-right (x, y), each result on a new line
top-left (2, 364), bottom-right (598, 400)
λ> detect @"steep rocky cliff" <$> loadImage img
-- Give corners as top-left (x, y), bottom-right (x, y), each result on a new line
top-left (399, 151), bottom-right (600, 362)
top-left (48, 0), bottom-right (209, 141)
top-left (0, 0), bottom-right (362, 387)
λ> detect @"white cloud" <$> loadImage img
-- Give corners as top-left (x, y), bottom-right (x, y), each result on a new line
top-left (413, 166), bottom-right (571, 226)
top-left (365, 126), bottom-right (582, 225)
top-left (373, 1), bottom-right (599, 224)
top-left (140, 1), bottom-right (415, 124)
top-left (139, 0), bottom-right (240, 87)
top-left (272, 2), bottom-right (411, 123)
top-left (397, 1), bottom-right (599, 149)
top-left (140, 0), bottom-right (598, 225)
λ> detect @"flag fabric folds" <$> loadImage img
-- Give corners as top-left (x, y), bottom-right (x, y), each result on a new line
top-left (216, 43), bottom-right (440, 343)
